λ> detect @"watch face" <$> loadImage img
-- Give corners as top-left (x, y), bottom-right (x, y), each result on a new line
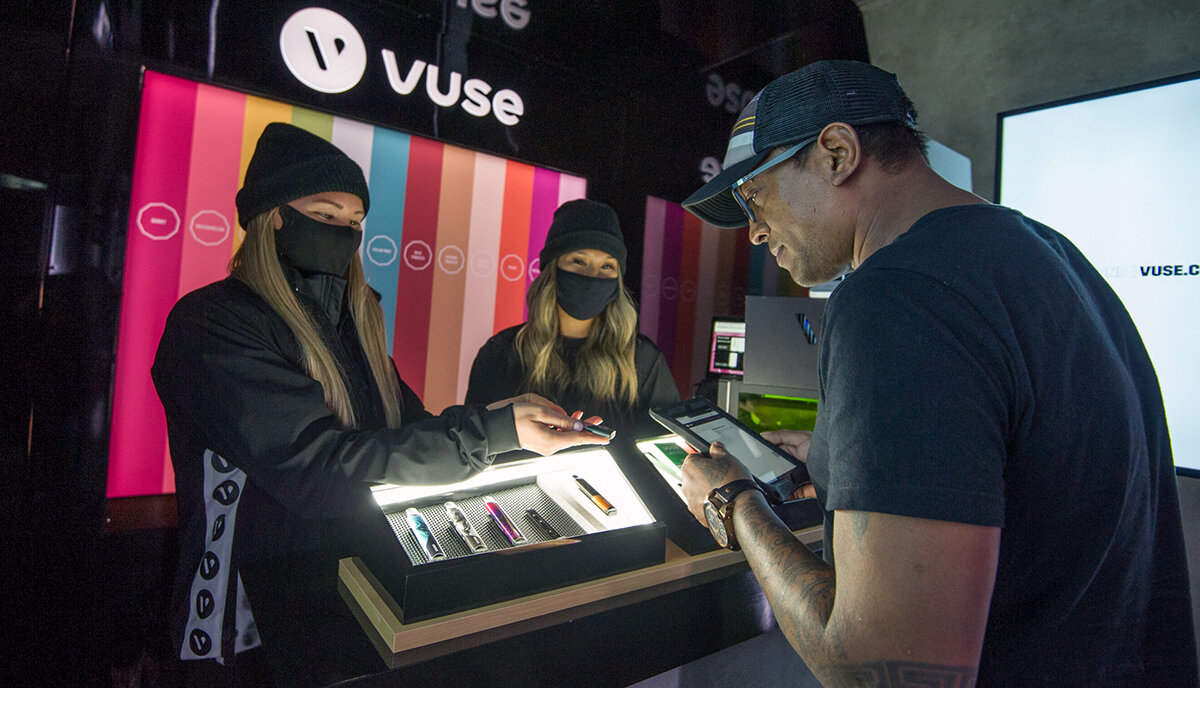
top-left (703, 501), bottom-right (729, 547)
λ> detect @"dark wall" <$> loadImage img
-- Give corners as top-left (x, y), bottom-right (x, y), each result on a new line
top-left (9, 0), bottom-right (868, 513)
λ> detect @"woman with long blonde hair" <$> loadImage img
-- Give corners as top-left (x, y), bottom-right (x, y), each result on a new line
top-left (466, 199), bottom-right (679, 435)
top-left (152, 123), bottom-right (602, 682)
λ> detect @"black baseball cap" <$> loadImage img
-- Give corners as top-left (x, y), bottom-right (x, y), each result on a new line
top-left (683, 60), bottom-right (917, 228)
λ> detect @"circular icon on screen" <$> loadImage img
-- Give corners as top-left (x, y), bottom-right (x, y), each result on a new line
top-left (189, 210), bottom-right (230, 246)
top-left (438, 245), bottom-right (465, 274)
top-left (403, 240), bottom-right (432, 271)
top-left (500, 254), bottom-right (526, 282)
top-left (366, 235), bottom-right (398, 267)
top-left (136, 202), bottom-right (181, 241)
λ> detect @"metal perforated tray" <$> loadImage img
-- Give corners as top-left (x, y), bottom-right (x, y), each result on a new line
top-left (384, 483), bottom-right (585, 565)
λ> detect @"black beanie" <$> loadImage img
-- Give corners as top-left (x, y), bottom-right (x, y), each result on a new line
top-left (539, 199), bottom-right (627, 274)
top-left (234, 123), bottom-right (371, 228)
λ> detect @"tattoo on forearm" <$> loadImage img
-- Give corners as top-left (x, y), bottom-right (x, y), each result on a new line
top-left (739, 495), bottom-right (841, 655)
top-left (737, 498), bottom-right (979, 688)
top-left (810, 661), bottom-right (977, 688)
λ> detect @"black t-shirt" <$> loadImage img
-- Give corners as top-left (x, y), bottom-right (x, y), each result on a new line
top-left (805, 204), bottom-right (1197, 686)
top-left (465, 324), bottom-right (681, 437)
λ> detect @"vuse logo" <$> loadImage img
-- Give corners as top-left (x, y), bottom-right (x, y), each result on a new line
top-left (279, 7), bottom-right (367, 93)
top-left (279, 7), bottom-right (524, 125)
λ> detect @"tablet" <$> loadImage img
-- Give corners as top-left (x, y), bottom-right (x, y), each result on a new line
top-left (650, 397), bottom-right (806, 504)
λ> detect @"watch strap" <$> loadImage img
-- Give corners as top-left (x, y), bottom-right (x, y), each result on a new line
top-left (712, 479), bottom-right (760, 512)
top-left (708, 479), bottom-right (761, 551)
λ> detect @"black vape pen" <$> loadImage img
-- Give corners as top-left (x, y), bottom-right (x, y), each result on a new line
top-left (524, 508), bottom-right (562, 539)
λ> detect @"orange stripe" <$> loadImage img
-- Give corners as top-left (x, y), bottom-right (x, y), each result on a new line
top-left (422, 145), bottom-right (476, 411)
top-left (495, 161), bottom-right (535, 330)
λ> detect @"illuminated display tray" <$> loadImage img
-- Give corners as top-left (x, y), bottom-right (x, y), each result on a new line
top-left (353, 446), bottom-right (667, 623)
top-left (611, 434), bottom-right (824, 555)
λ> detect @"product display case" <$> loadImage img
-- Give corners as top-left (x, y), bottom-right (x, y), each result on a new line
top-left (348, 445), bottom-right (667, 623)
top-left (611, 432), bottom-right (825, 556)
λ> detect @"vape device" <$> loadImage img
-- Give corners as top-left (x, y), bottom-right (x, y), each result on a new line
top-left (482, 496), bottom-right (526, 545)
top-left (573, 475), bottom-right (617, 516)
top-left (583, 423), bottom-right (616, 440)
top-left (404, 507), bottom-right (446, 561)
top-left (524, 508), bottom-right (562, 539)
top-left (443, 501), bottom-right (488, 553)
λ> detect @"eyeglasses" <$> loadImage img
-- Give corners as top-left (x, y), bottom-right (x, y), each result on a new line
top-left (730, 142), bottom-right (808, 223)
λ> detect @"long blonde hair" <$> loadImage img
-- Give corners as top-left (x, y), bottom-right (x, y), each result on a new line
top-left (230, 209), bottom-right (403, 429)
top-left (515, 260), bottom-right (639, 410)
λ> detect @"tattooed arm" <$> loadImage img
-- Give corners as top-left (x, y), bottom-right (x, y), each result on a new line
top-left (681, 441), bottom-right (999, 687)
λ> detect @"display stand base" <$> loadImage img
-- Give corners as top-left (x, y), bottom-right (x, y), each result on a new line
top-left (339, 527), bottom-right (822, 663)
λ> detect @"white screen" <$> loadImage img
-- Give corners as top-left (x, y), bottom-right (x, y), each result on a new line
top-left (677, 409), bottom-right (794, 486)
top-left (999, 75), bottom-right (1200, 472)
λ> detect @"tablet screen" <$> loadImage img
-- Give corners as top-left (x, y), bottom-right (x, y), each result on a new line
top-left (674, 407), bottom-right (794, 488)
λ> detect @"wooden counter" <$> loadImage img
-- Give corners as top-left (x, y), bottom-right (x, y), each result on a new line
top-left (339, 526), bottom-right (822, 664)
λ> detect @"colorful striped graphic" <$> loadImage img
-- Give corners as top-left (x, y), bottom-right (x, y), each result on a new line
top-left (107, 71), bottom-right (585, 498)
top-left (639, 196), bottom-right (807, 397)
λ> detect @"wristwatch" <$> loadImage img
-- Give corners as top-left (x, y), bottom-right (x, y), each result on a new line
top-left (703, 479), bottom-right (761, 551)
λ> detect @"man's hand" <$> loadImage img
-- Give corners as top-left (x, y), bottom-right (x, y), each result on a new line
top-left (761, 429), bottom-right (812, 461)
top-left (762, 430), bottom-right (817, 500)
top-left (680, 441), bottom-right (754, 526)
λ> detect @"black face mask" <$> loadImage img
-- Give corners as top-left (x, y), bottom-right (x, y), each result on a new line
top-left (556, 268), bottom-right (619, 321)
top-left (275, 205), bottom-right (362, 276)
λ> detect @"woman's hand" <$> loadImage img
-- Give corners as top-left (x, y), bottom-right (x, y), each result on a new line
top-left (489, 393), bottom-right (609, 455)
top-left (510, 402), bottom-right (610, 455)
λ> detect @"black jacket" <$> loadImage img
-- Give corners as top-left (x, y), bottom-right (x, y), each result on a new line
top-left (465, 324), bottom-right (680, 438)
top-left (152, 269), bottom-right (519, 664)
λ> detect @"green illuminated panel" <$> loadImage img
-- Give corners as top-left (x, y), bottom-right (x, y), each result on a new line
top-left (737, 393), bottom-right (819, 433)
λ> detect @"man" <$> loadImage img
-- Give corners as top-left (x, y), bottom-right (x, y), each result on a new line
top-left (679, 60), bottom-right (1197, 687)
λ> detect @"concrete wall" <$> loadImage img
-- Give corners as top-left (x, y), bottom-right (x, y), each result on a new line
top-left (855, 0), bottom-right (1200, 200)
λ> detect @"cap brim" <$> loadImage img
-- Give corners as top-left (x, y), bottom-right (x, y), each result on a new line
top-left (681, 153), bottom-right (763, 229)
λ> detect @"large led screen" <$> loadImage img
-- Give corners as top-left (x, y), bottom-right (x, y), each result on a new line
top-left (998, 72), bottom-right (1200, 474)
top-left (108, 71), bottom-right (585, 497)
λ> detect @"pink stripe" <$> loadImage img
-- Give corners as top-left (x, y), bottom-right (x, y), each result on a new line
top-left (178, 83), bottom-right (244, 301)
top-left (107, 72), bottom-right (196, 497)
top-left (656, 202), bottom-right (684, 369)
top-left (639, 197), bottom-right (667, 342)
top-left (691, 221), bottom-right (721, 386)
top-left (526, 167), bottom-right (560, 284)
top-left (557, 174), bottom-right (587, 204)
top-left (456, 153), bottom-right (507, 402)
